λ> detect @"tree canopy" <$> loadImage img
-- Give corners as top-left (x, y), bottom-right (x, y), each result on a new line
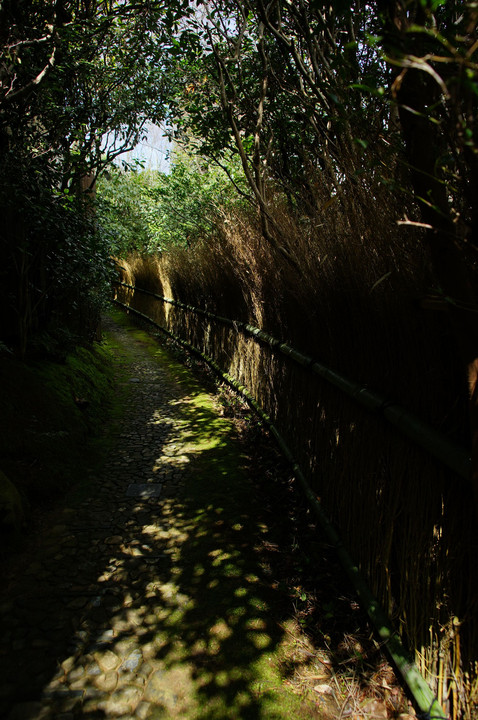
top-left (1, 0), bottom-right (478, 360)
top-left (0, 0), bottom-right (184, 354)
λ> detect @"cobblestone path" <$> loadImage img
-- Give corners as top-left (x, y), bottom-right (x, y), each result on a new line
top-left (0, 313), bottom-right (320, 720)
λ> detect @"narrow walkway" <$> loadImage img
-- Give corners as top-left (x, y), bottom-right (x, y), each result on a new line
top-left (0, 312), bottom-right (325, 719)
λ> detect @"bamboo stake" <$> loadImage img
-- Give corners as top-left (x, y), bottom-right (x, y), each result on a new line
top-left (438, 650), bottom-right (444, 708)
top-left (452, 617), bottom-right (461, 720)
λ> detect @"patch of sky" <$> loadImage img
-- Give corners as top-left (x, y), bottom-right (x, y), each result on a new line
top-left (105, 122), bottom-right (173, 174)
top-left (119, 122), bottom-right (173, 173)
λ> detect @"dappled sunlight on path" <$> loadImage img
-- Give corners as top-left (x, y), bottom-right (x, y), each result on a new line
top-left (0, 312), bottom-right (323, 720)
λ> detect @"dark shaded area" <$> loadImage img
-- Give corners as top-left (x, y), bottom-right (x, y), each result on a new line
top-left (0, 342), bottom-right (115, 544)
top-left (0, 312), bottom-right (327, 719)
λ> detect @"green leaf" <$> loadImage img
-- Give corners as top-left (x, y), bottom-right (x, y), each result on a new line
top-left (354, 138), bottom-right (368, 150)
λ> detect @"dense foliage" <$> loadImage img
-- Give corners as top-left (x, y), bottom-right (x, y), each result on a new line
top-left (168, 1), bottom-right (478, 248)
top-left (0, 0), bottom-right (184, 355)
top-left (97, 152), bottom-right (248, 256)
top-left (2, 0), bottom-right (477, 358)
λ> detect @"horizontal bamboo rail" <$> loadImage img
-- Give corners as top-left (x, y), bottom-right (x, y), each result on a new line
top-left (114, 281), bottom-right (470, 481)
top-left (113, 297), bottom-right (449, 720)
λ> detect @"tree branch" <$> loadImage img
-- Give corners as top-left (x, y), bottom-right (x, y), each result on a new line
top-left (2, 45), bottom-right (57, 106)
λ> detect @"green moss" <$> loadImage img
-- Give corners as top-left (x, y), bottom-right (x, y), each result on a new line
top-left (36, 344), bottom-right (115, 433)
top-left (0, 469), bottom-right (26, 534)
top-left (0, 336), bottom-right (118, 521)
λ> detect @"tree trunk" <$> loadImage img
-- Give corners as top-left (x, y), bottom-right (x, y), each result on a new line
top-left (380, 2), bottom-right (478, 515)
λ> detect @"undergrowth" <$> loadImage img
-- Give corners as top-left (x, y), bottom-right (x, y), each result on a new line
top-left (0, 332), bottom-right (120, 552)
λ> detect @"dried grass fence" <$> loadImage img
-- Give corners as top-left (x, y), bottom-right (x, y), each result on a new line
top-left (113, 258), bottom-right (477, 719)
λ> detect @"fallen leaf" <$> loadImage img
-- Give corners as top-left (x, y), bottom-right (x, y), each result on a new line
top-left (313, 683), bottom-right (334, 695)
top-left (361, 699), bottom-right (387, 718)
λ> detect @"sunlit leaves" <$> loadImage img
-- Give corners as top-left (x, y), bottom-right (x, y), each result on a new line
top-left (96, 152), bottom-right (248, 255)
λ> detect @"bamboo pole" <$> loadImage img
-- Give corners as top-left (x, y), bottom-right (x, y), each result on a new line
top-left (112, 298), bottom-right (449, 720)
top-left (114, 281), bottom-right (470, 480)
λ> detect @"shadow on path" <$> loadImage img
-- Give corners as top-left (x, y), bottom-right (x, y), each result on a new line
top-left (0, 311), bottom-right (322, 719)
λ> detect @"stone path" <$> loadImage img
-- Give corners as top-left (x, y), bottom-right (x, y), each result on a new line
top-left (0, 313), bottom-right (323, 720)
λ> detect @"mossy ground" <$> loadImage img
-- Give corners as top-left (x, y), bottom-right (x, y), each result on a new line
top-left (0, 326), bottom-right (124, 545)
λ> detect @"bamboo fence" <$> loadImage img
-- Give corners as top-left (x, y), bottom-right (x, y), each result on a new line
top-left (113, 279), bottom-right (478, 720)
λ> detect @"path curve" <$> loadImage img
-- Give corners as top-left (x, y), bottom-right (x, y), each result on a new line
top-left (0, 312), bottom-right (324, 720)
